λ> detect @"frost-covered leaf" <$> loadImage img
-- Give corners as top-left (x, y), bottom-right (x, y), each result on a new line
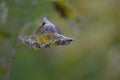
top-left (18, 17), bottom-right (75, 48)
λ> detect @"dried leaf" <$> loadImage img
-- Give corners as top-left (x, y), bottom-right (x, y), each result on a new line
top-left (18, 17), bottom-right (75, 48)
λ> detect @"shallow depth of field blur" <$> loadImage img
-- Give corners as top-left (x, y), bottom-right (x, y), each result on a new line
top-left (0, 0), bottom-right (120, 80)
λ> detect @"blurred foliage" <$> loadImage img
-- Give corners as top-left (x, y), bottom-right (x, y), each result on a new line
top-left (0, 0), bottom-right (120, 80)
top-left (52, 0), bottom-right (80, 22)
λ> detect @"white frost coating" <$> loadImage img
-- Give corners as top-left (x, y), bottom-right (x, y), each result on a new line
top-left (18, 34), bottom-right (38, 46)
top-left (43, 17), bottom-right (55, 28)
top-left (43, 17), bottom-right (58, 34)
top-left (18, 34), bottom-right (24, 41)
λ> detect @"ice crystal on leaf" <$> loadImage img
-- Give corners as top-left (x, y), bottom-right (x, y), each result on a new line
top-left (18, 17), bottom-right (75, 48)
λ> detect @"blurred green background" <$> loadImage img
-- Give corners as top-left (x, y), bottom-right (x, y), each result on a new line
top-left (0, 0), bottom-right (120, 80)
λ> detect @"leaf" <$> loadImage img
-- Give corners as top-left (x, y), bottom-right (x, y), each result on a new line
top-left (18, 17), bottom-right (75, 48)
